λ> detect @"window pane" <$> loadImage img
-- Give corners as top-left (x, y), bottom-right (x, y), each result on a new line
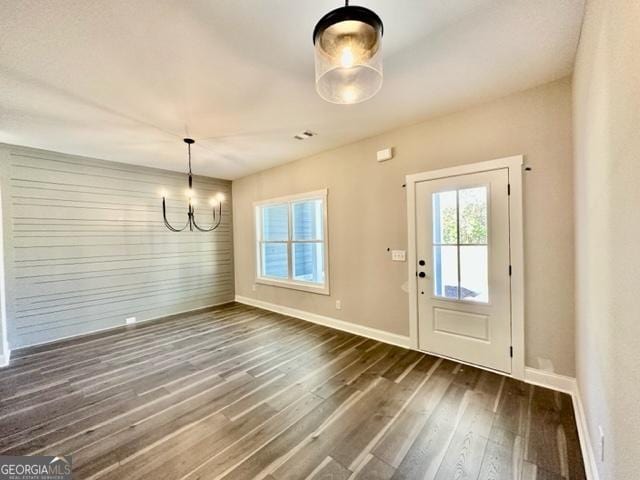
top-left (262, 204), bottom-right (289, 241)
top-left (433, 245), bottom-right (458, 299)
top-left (459, 187), bottom-right (488, 244)
top-left (261, 243), bottom-right (288, 279)
top-left (432, 191), bottom-right (457, 244)
top-left (460, 246), bottom-right (488, 302)
top-left (292, 242), bottom-right (325, 284)
top-left (292, 199), bottom-right (323, 241)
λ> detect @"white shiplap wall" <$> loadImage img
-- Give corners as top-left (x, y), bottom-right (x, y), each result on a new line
top-left (0, 144), bottom-right (234, 349)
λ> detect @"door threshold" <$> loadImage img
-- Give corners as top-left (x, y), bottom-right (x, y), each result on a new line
top-left (417, 347), bottom-right (514, 378)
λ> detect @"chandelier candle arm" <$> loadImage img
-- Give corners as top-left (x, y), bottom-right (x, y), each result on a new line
top-left (192, 201), bottom-right (222, 232)
top-left (161, 138), bottom-right (223, 233)
top-left (162, 196), bottom-right (190, 232)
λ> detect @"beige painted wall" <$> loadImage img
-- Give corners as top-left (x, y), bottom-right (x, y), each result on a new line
top-left (574, 0), bottom-right (640, 478)
top-left (233, 78), bottom-right (575, 376)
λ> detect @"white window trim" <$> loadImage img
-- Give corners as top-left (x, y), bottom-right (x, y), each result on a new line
top-left (254, 189), bottom-right (330, 295)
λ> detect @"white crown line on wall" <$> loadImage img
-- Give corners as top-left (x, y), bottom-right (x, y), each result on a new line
top-left (234, 295), bottom-right (599, 480)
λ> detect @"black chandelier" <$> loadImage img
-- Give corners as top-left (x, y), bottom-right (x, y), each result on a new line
top-left (162, 138), bottom-right (223, 232)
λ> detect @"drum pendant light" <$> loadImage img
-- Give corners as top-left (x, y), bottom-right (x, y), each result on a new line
top-left (313, 0), bottom-right (384, 104)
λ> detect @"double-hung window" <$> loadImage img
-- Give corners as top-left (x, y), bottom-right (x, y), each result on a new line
top-left (255, 190), bottom-right (329, 294)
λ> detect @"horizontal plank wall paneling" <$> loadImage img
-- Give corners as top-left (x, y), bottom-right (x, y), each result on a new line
top-left (0, 144), bottom-right (234, 349)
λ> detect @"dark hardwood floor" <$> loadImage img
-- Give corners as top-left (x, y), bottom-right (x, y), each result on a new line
top-left (0, 303), bottom-right (585, 480)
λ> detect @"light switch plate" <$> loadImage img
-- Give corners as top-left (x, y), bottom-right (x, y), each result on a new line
top-left (126, 317), bottom-right (136, 325)
top-left (391, 250), bottom-right (406, 262)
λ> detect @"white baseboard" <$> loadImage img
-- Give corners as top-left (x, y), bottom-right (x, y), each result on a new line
top-left (572, 383), bottom-right (600, 480)
top-left (10, 300), bottom-right (234, 354)
top-left (234, 295), bottom-right (412, 349)
top-left (524, 367), bottom-right (599, 480)
top-left (524, 367), bottom-right (576, 395)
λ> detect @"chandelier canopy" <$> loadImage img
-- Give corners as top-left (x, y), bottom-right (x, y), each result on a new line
top-left (161, 138), bottom-right (223, 232)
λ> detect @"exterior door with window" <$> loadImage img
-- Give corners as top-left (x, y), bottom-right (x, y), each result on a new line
top-left (415, 169), bottom-right (511, 372)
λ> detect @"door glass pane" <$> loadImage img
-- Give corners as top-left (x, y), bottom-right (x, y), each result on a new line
top-left (261, 243), bottom-right (288, 279)
top-left (262, 204), bottom-right (289, 241)
top-left (460, 246), bottom-right (489, 302)
top-left (433, 245), bottom-right (458, 299)
top-left (292, 242), bottom-right (325, 284)
top-left (432, 190), bottom-right (457, 244)
top-left (459, 187), bottom-right (488, 244)
top-left (292, 199), bottom-right (323, 241)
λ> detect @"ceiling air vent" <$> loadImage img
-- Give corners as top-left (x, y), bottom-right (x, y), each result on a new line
top-left (294, 130), bottom-right (317, 140)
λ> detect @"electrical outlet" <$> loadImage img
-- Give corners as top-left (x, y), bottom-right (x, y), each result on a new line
top-left (335, 300), bottom-right (341, 310)
top-left (599, 425), bottom-right (605, 462)
top-left (126, 317), bottom-right (136, 325)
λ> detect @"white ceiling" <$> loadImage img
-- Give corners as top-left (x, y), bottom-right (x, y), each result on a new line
top-left (0, 0), bottom-right (585, 179)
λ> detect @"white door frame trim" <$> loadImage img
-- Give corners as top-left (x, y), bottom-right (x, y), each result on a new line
top-left (0, 158), bottom-right (10, 367)
top-left (406, 155), bottom-right (525, 380)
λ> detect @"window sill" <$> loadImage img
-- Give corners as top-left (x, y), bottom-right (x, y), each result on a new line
top-left (255, 277), bottom-right (330, 295)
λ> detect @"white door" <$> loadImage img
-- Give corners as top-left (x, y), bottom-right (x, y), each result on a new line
top-left (415, 168), bottom-right (512, 373)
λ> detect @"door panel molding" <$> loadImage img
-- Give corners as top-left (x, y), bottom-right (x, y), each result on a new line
top-left (433, 307), bottom-right (490, 341)
top-left (406, 155), bottom-right (525, 380)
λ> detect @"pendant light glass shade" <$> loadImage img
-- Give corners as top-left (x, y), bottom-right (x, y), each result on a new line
top-left (313, 5), bottom-right (383, 104)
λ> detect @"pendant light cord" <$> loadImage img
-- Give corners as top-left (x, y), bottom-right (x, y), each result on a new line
top-left (187, 143), bottom-right (192, 175)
